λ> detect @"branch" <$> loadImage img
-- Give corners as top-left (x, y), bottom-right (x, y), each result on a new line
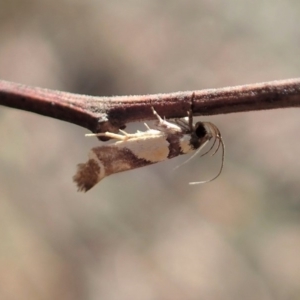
top-left (1, 78), bottom-right (300, 134)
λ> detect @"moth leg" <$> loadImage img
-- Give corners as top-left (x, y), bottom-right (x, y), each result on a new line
top-left (187, 110), bottom-right (194, 132)
top-left (85, 130), bottom-right (130, 141)
top-left (174, 118), bottom-right (190, 131)
top-left (118, 129), bottom-right (139, 141)
top-left (144, 123), bottom-right (151, 130)
top-left (151, 107), bottom-right (166, 125)
top-left (151, 107), bottom-right (181, 132)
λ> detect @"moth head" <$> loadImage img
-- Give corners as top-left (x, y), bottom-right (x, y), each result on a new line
top-left (188, 121), bottom-right (225, 184)
top-left (190, 121), bottom-right (218, 149)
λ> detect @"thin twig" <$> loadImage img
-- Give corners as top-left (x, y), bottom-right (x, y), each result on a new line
top-left (0, 78), bottom-right (300, 134)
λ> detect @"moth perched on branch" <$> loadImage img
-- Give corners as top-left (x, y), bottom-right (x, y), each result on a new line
top-left (1, 79), bottom-right (300, 191)
top-left (73, 106), bottom-right (224, 192)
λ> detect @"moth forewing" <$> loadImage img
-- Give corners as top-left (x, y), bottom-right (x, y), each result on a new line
top-left (73, 130), bottom-right (169, 192)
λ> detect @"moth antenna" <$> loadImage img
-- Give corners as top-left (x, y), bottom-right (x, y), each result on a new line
top-left (189, 134), bottom-right (225, 185)
top-left (200, 136), bottom-right (217, 157)
top-left (205, 138), bottom-right (221, 156)
top-left (204, 123), bottom-right (222, 157)
top-left (209, 137), bottom-right (221, 157)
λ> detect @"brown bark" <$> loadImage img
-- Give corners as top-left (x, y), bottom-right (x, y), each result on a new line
top-left (1, 78), bottom-right (299, 134)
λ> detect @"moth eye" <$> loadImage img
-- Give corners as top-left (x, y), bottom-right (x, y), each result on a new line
top-left (194, 122), bottom-right (207, 138)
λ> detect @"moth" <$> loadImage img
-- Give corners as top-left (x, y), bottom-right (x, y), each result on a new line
top-left (73, 107), bottom-right (224, 192)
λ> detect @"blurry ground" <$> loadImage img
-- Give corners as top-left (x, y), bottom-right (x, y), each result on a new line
top-left (1, 1), bottom-right (300, 299)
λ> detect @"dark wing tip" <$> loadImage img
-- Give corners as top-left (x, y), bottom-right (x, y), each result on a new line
top-left (73, 160), bottom-right (102, 192)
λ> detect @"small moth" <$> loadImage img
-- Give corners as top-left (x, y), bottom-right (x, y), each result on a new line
top-left (73, 107), bottom-right (224, 192)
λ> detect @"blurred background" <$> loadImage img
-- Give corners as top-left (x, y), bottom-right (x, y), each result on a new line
top-left (1, 1), bottom-right (300, 299)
